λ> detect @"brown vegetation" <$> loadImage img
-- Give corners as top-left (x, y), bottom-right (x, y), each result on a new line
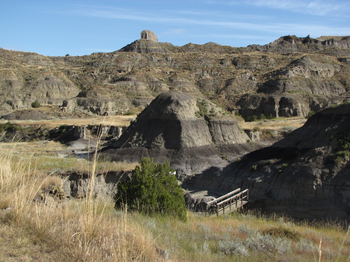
top-left (1, 140), bottom-right (350, 261)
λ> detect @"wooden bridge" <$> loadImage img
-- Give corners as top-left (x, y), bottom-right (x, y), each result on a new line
top-left (205, 188), bottom-right (249, 216)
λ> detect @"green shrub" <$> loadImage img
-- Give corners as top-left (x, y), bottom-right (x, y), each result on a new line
top-left (114, 158), bottom-right (187, 221)
top-left (262, 226), bottom-right (301, 241)
top-left (195, 99), bottom-right (208, 118)
top-left (123, 111), bottom-right (134, 116)
top-left (267, 114), bottom-right (275, 120)
top-left (31, 100), bottom-right (41, 108)
top-left (251, 115), bottom-right (258, 121)
top-left (253, 127), bottom-right (260, 132)
top-left (259, 113), bottom-right (266, 120)
top-left (246, 115), bottom-right (258, 122)
top-left (0, 122), bottom-right (22, 133)
top-left (246, 114), bottom-right (267, 122)
top-left (235, 111), bottom-right (242, 118)
top-left (306, 110), bottom-right (315, 119)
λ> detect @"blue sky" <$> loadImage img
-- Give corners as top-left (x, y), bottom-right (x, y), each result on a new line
top-left (1, 0), bottom-right (349, 56)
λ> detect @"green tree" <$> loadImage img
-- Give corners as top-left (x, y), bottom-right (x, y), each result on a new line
top-left (31, 100), bottom-right (41, 108)
top-left (115, 158), bottom-right (187, 221)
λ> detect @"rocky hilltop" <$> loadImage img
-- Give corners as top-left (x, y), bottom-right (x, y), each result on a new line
top-left (1, 31), bottom-right (350, 120)
top-left (193, 103), bottom-right (350, 221)
top-left (246, 35), bottom-right (350, 54)
top-left (99, 91), bottom-right (254, 174)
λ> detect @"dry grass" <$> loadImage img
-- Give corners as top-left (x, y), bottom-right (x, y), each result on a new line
top-left (0, 141), bottom-right (138, 174)
top-left (40, 175), bottom-right (62, 191)
top-left (0, 115), bottom-right (136, 129)
top-left (0, 142), bottom-right (158, 262)
top-left (1, 140), bottom-right (350, 261)
top-left (238, 117), bottom-right (306, 131)
top-left (139, 212), bottom-right (350, 262)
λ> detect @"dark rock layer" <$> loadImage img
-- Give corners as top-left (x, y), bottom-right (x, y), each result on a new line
top-left (99, 91), bottom-right (253, 174)
top-left (194, 104), bottom-right (350, 221)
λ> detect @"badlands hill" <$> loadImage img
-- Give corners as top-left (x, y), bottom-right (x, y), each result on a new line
top-left (193, 103), bottom-right (350, 221)
top-left (1, 31), bottom-right (350, 120)
top-left (1, 30), bottom-right (350, 221)
top-left (100, 91), bottom-right (254, 174)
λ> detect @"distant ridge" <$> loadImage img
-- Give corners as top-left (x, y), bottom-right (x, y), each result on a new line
top-left (317, 35), bottom-right (350, 41)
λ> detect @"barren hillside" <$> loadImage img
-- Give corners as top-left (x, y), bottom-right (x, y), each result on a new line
top-left (1, 32), bottom-right (350, 120)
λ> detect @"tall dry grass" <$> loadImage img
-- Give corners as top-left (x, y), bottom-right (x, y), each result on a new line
top-left (1, 140), bottom-right (350, 261)
top-left (0, 115), bottom-right (136, 129)
top-left (0, 140), bottom-right (138, 174)
top-left (0, 143), bottom-right (159, 261)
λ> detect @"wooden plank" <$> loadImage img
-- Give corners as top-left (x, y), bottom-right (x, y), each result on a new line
top-left (216, 189), bottom-right (248, 206)
top-left (206, 188), bottom-right (241, 205)
top-left (211, 200), bottom-right (248, 217)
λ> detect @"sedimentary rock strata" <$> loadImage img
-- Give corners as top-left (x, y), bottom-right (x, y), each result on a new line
top-left (194, 104), bottom-right (350, 221)
top-left (100, 91), bottom-right (253, 174)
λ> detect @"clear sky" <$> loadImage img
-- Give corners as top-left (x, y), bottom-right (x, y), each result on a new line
top-left (1, 0), bottom-right (349, 56)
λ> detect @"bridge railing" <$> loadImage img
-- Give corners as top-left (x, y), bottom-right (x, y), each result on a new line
top-left (205, 188), bottom-right (249, 216)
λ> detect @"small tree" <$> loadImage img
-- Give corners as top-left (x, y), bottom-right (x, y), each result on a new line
top-left (259, 113), bottom-right (266, 120)
top-left (31, 100), bottom-right (41, 108)
top-left (115, 158), bottom-right (187, 221)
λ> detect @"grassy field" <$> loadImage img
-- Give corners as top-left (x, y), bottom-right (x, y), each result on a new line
top-left (238, 117), bottom-right (307, 131)
top-left (0, 114), bottom-right (136, 129)
top-left (0, 140), bottom-right (349, 261)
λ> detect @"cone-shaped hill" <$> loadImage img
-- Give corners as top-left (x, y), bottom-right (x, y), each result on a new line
top-left (194, 103), bottom-right (350, 221)
top-left (99, 91), bottom-right (253, 174)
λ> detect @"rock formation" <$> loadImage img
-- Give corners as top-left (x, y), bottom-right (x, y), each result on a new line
top-left (236, 54), bottom-right (347, 118)
top-left (99, 91), bottom-right (254, 174)
top-left (119, 39), bottom-right (172, 53)
top-left (140, 30), bottom-right (158, 42)
top-left (193, 103), bottom-right (350, 221)
top-left (1, 34), bottom-right (350, 118)
top-left (246, 35), bottom-right (350, 54)
top-left (61, 170), bottom-right (130, 201)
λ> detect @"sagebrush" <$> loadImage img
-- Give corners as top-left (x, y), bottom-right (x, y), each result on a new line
top-left (115, 157), bottom-right (187, 221)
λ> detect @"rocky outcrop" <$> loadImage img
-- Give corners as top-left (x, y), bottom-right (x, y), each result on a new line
top-left (118, 40), bottom-right (174, 54)
top-left (1, 34), bottom-right (350, 118)
top-left (119, 31), bottom-right (175, 54)
top-left (194, 103), bottom-right (350, 221)
top-left (237, 94), bottom-right (309, 118)
top-left (141, 30), bottom-right (158, 42)
top-left (236, 55), bottom-right (348, 119)
top-left (61, 171), bottom-right (130, 201)
top-left (246, 35), bottom-right (350, 54)
top-left (99, 92), bottom-right (254, 174)
top-left (0, 74), bottom-right (80, 114)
